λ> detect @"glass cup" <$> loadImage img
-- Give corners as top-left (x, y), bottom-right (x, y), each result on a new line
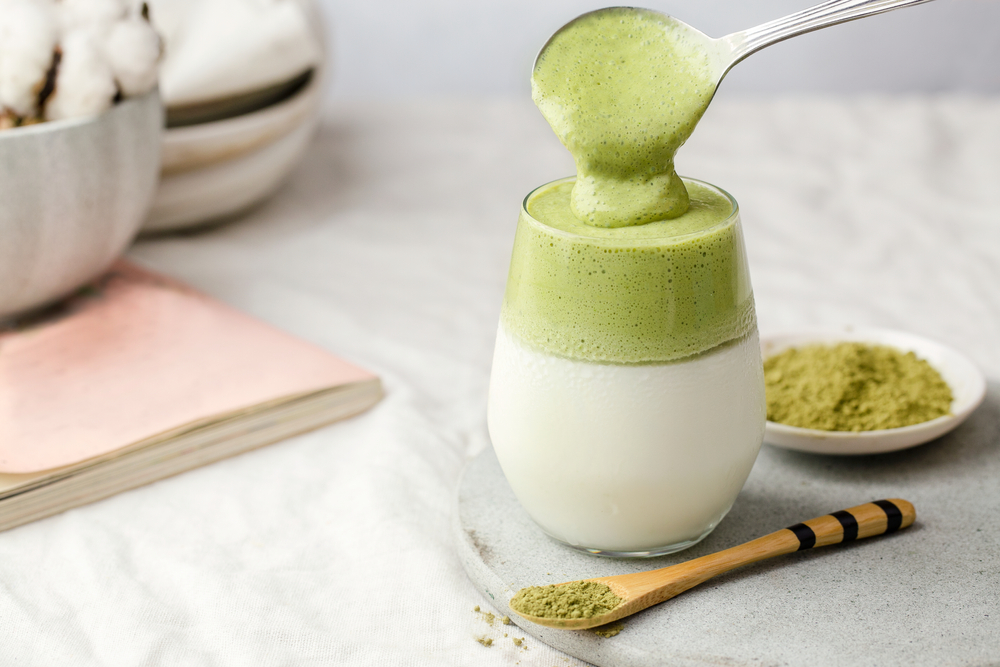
top-left (487, 177), bottom-right (765, 557)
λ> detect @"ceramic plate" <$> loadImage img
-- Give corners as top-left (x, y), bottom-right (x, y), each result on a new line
top-left (761, 327), bottom-right (986, 455)
top-left (144, 66), bottom-right (324, 233)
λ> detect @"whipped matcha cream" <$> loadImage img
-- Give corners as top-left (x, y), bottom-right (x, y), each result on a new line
top-left (502, 178), bottom-right (754, 364)
top-left (532, 7), bottom-right (717, 227)
top-left (508, 7), bottom-right (752, 364)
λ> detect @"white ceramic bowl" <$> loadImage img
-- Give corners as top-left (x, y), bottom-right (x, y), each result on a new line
top-left (0, 93), bottom-right (163, 319)
top-left (144, 69), bottom-right (322, 233)
top-left (761, 327), bottom-right (987, 455)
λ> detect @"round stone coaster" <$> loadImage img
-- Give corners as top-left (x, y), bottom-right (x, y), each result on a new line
top-left (454, 391), bottom-right (1000, 667)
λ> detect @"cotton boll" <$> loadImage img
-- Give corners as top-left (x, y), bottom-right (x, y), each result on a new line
top-left (0, 0), bottom-right (58, 117)
top-left (104, 16), bottom-right (160, 96)
top-left (45, 29), bottom-right (117, 120)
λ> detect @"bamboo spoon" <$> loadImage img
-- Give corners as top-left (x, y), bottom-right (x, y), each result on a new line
top-left (536, 0), bottom-right (938, 84)
top-left (512, 499), bottom-right (915, 630)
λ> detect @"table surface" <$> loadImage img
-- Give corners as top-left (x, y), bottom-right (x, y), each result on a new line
top-left (457, 440), bottom-right (1000, 667)
top-left (2, 96), bottom-right (999, 666)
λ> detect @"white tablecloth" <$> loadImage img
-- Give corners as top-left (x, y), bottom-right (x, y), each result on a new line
top-left (2, 96), bottom-right (998, 665)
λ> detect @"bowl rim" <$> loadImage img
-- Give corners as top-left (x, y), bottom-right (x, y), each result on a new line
top-left (0, 90), bottom-right (159, 139)
top-left (157, 66), bottom-right (323, 176)
top-left (162, 64), bottom-right (323, 139)
top-left (760, 326), bottom-right (987, 455)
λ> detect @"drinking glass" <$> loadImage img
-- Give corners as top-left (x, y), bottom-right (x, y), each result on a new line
top-left (487, 177), bottom-right (765, 557)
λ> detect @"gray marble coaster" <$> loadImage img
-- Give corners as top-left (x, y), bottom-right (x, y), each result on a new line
top-left (454, 386), bottom-right (1000, 667)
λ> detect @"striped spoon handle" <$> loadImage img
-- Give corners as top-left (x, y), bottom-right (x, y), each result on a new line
top-left (595, 499), bottom-right (916, 612)
top-left (781, 498), bottom-right (915, 551)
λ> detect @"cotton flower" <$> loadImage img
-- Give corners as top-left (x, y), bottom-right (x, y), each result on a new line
top-left (45, 29), bottom-right (117, 120)
top-left (104, 14), bottom-right (160, 96)
top-left (0, 0), bottom-right (58, 117)
top-left (0, 0), bottom-right (159, 128)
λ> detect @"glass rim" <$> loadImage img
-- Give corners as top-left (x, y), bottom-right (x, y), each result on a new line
top-left (520, 175), bottom-right (740, 245)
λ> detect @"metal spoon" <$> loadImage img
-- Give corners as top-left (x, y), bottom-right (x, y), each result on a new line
top-left (536, 0), bottom-right (938, 83)
top-left (512, 499), bottom-right (915, 630)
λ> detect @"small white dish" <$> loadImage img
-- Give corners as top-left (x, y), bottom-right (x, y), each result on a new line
top-left (143, 67), bottom-right (323, 233)
top-left (157, 69), bottom-right (320, 176)
top-left (142, 65), bottom-right (323, 233)
top-left (144, 0), bottom-right (328, 235)
top-left (761, 327), bottom-right (987, 456)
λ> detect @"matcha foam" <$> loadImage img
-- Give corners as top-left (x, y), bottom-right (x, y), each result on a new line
top-left (501, 177), bottom-right (755, 364)
top-left (532, 7), bottom-right (717, 227)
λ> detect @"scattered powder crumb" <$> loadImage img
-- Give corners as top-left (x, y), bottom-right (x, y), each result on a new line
top-left (472, 605), bottom-right (530, 651)
top-left (592, 621), bottom-right (625, 638)
top-left (473, 606), bottom-right (498, 628)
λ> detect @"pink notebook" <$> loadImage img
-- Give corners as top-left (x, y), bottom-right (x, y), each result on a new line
top-left (0, 262), bottom-right (382, 530)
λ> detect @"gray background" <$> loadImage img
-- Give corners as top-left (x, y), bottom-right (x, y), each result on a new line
top-left (315, 0), bottom-right (1000, 98)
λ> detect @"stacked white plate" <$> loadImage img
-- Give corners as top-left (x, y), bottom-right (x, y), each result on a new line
top-left (143, 0), bottom-right (326, 233)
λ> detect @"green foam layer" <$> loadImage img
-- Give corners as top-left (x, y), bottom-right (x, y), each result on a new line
top-left (501, 178), bottom-right (756, 364)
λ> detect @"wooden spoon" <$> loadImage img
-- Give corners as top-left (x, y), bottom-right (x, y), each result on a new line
top-left (512, 499), bottom-right (915, 630)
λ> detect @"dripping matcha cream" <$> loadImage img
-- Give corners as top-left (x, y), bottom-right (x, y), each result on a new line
top-left (487, 8), bottom-right (765, 555)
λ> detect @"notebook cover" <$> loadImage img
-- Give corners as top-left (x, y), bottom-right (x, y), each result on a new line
top-left (0, 261), bottom-right (376, 474)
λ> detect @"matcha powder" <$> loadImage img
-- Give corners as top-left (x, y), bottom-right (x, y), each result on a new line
top-left (764, 342), bottom-right (953, 432)
top-left (510, 581), bottom-right (621, 620)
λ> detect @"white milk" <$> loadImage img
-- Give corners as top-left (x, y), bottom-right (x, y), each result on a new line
top-left (487, 323), bottom-right (765, 555)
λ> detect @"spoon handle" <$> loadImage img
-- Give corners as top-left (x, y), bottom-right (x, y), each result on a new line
top-left (598, 499), bottom-right (915, 610)
top-left (721, 0), bottom-right (938, 71)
